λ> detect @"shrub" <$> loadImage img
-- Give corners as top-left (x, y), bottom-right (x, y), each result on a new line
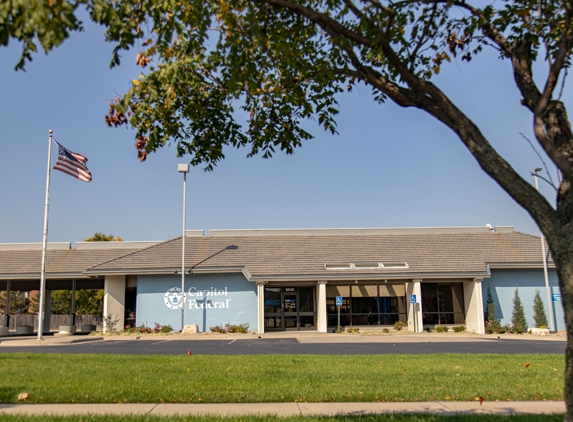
top-left (332, 327), bottom-right (344, 333)
top-left (225, 323), bottom-right (249, 333)
top-left (346, 326), bottom-right (360, 334)
top-left (532, 290), bottom-right (549, 329)
top-left (424, 327), bottom-right (431, 333)
top-left (210, 323), bottom-right (250, 334)
top-left (511, 287), bottom-right (527, 334)
top-left (393, 321), bottom-right (405, 331)
top-left (453, 326), bottom-right (466, 333)
top-left (485, 319), bottom-right (501, 334)
top-left (103, 313), bottom-right (120, 333)
top-left (154, 323), bottom-right (172, 333)
top-left (435, 326), bottom-right (449, 333)
top-left (382, 328), bottom-right (390, 334)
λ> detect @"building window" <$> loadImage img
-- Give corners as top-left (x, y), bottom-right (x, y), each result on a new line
top-left (421, 283), bottom-right (465, 325)
top-left (326, 283), bottom-right (407, 327)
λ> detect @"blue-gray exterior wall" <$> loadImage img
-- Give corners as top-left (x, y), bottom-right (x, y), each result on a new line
top-left (484, 268), bottom-right (564, 331)
top-left (136, 273), bottom-right (257, 332)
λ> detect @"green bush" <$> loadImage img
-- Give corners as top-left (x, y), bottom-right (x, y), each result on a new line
top-left (393, 321), bottom-right (405, 331)
top-left (453, 325), bottom-right (466, 333)
top-left (382, 328), bottom-right (390, 333)
top-left (424, 327), bottom-right (431, 332)
top-left (346, 326), bottom-right (360, 334)
top-left (435, 325), bottom-right (449, 333)
top-left (210, 323), bottom-right (250, 334)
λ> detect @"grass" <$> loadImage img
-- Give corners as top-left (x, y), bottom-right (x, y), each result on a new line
top-left (0, 353), bottom-right (564, 404)
top-left (0, 415), bottom-right (566, 422)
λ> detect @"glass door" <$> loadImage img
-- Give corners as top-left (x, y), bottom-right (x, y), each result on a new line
top-left (283, 293), bottom-right (299, 330)
top-left (264, 288), bottom-right (283, 330)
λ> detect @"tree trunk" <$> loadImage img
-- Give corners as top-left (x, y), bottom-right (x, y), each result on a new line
top-left (550, 229), bottom-right (573, 420)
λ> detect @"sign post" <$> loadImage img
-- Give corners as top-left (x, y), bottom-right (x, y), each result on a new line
top-left (410, 294), bottom-right (417, 333)
top-left (336, 296), bottom-right (342, 333)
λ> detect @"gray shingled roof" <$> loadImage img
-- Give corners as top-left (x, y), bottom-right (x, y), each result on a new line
top-left (84, 227), bottom-right (549, 280)
top-left (0, 246), bottom-right (145, 279)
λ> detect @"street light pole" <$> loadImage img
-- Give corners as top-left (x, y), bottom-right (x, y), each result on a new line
top-left (178, 163), bottom-right (190, 332)
top-left (533, 168), bottom-right (556, 332)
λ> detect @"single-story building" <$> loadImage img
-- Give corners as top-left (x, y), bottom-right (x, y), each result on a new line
top-left (0, 225), bottom-right (564, 334)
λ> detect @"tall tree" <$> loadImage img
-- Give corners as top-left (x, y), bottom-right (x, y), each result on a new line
top-left (84, 233), bottom-right (123, 242)
top-left (4, 0), bottom-right (573, 418)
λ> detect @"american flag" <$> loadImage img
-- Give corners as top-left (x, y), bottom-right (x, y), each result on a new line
top-left (52, 141), bottom-right (92, 182)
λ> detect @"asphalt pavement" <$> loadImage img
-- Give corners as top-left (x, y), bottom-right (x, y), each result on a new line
top-left (0, 332), bottom-right (566, 355)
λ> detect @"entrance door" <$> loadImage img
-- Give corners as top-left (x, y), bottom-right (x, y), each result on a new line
top-left (283, 292), bottom-right (299, 330)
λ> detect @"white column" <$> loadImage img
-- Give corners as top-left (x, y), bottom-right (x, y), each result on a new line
top-left (406, 279), bottom-right (423, 332)
top-left (103, 275), bottom-right (126, 332)
top-left (463, 278), bottom-right (485, 334)
top-left (317, 281), bottom-right (327, 332)
top-left (257, 281), bottom-right (265, 334)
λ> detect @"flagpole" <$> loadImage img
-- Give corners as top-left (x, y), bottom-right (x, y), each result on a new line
top-left (37, 130), bottom-right (54, 341)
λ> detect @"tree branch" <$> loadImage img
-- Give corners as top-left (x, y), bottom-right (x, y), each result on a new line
top-left (261, 0), bottom-right (372, 48)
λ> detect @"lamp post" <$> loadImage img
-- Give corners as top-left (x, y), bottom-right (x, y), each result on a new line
top-left (178, 163), bottom-right (190, 332)
top-left (533, 167), bottom-right (556, 332)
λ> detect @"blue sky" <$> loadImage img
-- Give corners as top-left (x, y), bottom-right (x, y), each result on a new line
top-left (0, 17), bottom-right (565, 244)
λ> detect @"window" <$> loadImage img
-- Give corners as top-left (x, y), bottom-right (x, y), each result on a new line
top-left (421, 283), bottom-right (465, 325)
top-left (326, 283), bottom-right (407, 327)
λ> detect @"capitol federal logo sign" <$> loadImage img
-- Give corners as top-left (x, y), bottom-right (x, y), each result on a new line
top-left (164, 287), bottom-right (185, 310)
top-left (164, 286), bottom-right (231, 310)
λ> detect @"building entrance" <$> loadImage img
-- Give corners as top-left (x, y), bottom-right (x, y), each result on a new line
top-left (264, 287), bottom-right (316, 331)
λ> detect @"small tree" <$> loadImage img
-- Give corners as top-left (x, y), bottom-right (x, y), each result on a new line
top-left (0, 291), bottom-right (33, 315)
top-left (51, 289), bottom-right (104, 317)
top-left (533, 290), bottom-right (549, 329)
top-left (51, 290), bottom-right (72, 315)
top-left (485, 285), bottom-right (497, 323)
top-left (511, 287), bottom-right (527, 334)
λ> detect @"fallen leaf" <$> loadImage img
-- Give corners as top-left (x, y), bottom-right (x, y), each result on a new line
top-left (479, 395), bottom-right (484, 405)
top-left (188, 350), bottom-right (192, 355)
top-left (17, 392), bottom-right (29, 401)
top-left (525, 363), bottom-right (530, 368)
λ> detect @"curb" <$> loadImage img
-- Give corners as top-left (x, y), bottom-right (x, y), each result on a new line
top-left (0, 336), bottom-right (104, 347)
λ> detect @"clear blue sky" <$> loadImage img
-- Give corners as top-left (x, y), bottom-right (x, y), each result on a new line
top-left (0, 17), bottom-right (565, 244)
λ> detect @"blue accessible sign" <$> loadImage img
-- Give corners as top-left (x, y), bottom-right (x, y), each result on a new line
top-left (336, 296), bottom-right (343, 306)
top-left (410, 294), bottom-right (417, 304)
top-left (552, 294), bottom-right (562, 302)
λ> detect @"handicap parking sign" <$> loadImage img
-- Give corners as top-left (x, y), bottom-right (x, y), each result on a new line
top-left (336, 296), bottom-right (343, 306)
top-left (410, 294), bottom-right (417, 304)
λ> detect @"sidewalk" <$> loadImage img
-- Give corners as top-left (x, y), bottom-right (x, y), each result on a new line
top-left (0, 401), bottom-right (566, 417)
top-left (0, 330), bottom-right (567, 346)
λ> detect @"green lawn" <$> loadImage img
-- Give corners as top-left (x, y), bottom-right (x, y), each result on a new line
top-left (0, 353), bottom-right (564, 404)
top-left (0, 415), bottom-right (566, 422)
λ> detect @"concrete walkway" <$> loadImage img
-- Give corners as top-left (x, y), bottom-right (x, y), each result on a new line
top-left (0, 330), bottom-right (567, 346)
top-left (0, 401), bottom-right (566, 417)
